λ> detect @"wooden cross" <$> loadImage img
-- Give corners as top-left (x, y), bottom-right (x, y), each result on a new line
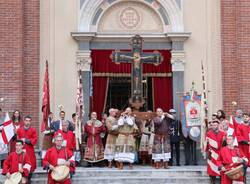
top-left (110, 35), bottom-right (163, 110)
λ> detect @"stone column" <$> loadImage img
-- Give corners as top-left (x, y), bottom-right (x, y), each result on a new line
top-left (167, 32), bottom-right (190, 119)
top-left (171, 50), bottom-right (185, 119)
top-left (76, 50), bottom-right (92, 123)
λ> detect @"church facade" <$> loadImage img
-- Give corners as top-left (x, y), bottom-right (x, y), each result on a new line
top-left (1, 0), bottom-right (250, 138)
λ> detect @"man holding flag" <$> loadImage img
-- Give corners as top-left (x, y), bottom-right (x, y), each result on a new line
top-left (205, 119), bottom-right (226, 184)
top-left (17, 115), bottom-right (38, 182)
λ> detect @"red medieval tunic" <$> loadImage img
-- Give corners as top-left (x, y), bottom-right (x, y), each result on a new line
top-left (54, 130), bottom-right (76, 151)
top-left (219, 147), bottom-right (247, 184)
top-left (2, 151), bottom-right (31, 178)
top-left (17, 126), bottom-right (38, 172)
top-left (236, 123), bottom-right (250, 166)
top-left (9, 121), bottom-right (24, 153)
top-left (43, 147), bottom-right (75, 184)
top-left (206, 130), bottom-right (226, 176)
top-left (233, 117), bottom-right (243, 133)
top-left (84, 119), bottom-right (106, 163)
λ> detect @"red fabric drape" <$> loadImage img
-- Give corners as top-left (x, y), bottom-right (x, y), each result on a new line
top-left (92, 77), bottom-right (109, 119)
top-left (153, 77), bottom-right (173, 112)
top-left (41, 61), bottom-right (50, 132)
top-left (91, 50), bottom-right (172, 114)
top-left (91, 50), bottom-right (171, 73)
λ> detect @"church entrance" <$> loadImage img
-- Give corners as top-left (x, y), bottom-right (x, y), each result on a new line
top-left (105, 77), bottom-right (153, 112)
top-left (91, 50), bottom-right (173, 118)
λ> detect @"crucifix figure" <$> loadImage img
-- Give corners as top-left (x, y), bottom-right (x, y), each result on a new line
top-left (111, 35), bottom-right (163, 110)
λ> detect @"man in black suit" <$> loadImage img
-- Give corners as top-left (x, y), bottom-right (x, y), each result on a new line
top-left (168, 109), bottom-right (181, 166)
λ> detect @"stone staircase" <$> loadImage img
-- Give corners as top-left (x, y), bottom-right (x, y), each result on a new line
top-left (0, 166), bottom-right (249, 184)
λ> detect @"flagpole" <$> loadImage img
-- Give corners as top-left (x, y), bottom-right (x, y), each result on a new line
top-left (201, 60), bottom-right (208, 118)
top-left (40, 60), bottom-right (51, 152)
top-left (200, 60), bottom-right (208, 157)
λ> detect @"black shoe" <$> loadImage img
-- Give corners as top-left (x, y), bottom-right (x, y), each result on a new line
top-left (177, 164), bottom-right (180, 166)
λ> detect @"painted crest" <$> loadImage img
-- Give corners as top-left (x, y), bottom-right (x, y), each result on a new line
top-left (181, 91), bottom-right (202, 142)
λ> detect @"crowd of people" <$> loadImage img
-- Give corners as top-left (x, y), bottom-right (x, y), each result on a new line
top-left (0, 107), bottom-right (249, 184)
top-left (205, 109), bottom-right (249, 184)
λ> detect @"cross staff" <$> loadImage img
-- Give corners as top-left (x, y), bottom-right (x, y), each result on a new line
top-left (111, 35), bottom-right (163, 106)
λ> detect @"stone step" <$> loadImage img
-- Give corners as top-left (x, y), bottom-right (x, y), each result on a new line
top-left (32, 169), bottom-right (209, 178)
top-left (0, 166), bottom-right (249, 184)
top-left (34, 146), bottom-right (207, 166)
top-left (31, 176), bottom-right (212, 184)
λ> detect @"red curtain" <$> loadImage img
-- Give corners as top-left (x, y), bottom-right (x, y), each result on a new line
top-left (91, 50), bottom-right (172, 114)
top-left (92, 77), bottom-right (109, 119)
top-left (153, 77), bottom-right (173, 112)
top-left (91, 50), bottom-right (171, 74)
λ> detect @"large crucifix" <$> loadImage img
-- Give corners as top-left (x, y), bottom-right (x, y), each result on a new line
top-left (111, 35), bottom-right (163, 110)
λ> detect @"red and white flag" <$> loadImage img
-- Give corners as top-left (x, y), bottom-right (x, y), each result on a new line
top-left (1, 113), bottom-right (14, 144)
top-left (41, 61), bottom-right (50, 132)
top-left (228, 116), bottom-right (238, 146)
top-left (75, 71), bottom-right (84, 146)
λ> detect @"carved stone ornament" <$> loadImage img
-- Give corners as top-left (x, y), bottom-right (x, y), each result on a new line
top-left (171, 51), bottom-right (185, 72)
top-left (76, 51), bottom-right (92, 71)
top-left (120, 7), bottom-right (141, 29)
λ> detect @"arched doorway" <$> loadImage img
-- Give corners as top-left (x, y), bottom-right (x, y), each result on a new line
top-left (72, 0), bottom-right (190, 121)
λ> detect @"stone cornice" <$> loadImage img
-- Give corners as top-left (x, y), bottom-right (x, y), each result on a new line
top-left (71, 32), bottom-right (171, 43)
top-left (166, 32), bottom-right (191, 42)
top-left (71, 31), bottom-right (191, 43)
top-left (71, 32), bottom-right (96, 41)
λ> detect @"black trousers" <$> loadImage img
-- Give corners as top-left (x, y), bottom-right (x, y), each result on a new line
top-left (27, 173), bottom-right (33, 184)
top-left (170, 141), bottom-right (180, 165)
top-left (184, 138), bottom-right (197, 165)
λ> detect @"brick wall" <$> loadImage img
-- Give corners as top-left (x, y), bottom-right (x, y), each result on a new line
top-left (0, 0), bottom-right (40, 130)
top-left (221, 0), bottom-right (250, 116)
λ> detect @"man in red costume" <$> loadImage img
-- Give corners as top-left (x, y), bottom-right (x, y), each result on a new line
top-left (2, 140), bottom-right (32, 184)
top-left (233, 109), bottom-right (244, 130)
top-left (17, 115), bottom-right (37, 180)
top-left (54, 121), bottom-right (76, 151)
top-left (205, 119), bottom-right (226, 184)
top-left (84, 112), bottom-right (106, 163)
top-left (236, 113), bottom-right (250, 166)
top-left (43, 134), bottom-right (75, 184)
top-left (219, 135), bottom-right (248, 184)
top-left (54, 121), bottom-right (76, 175)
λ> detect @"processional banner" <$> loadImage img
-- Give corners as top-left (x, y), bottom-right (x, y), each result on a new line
top-left (181, 92), bottom-right (202, 142)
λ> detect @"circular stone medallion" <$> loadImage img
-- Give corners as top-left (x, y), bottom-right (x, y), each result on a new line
top-left (120, 7), bottom-right (140, 29)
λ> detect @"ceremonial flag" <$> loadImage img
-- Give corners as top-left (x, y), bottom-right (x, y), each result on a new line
top-left (41, 61), bottom-right (50, 132)
top-left (1, 113), bottom-right (14, 144)
top-left (74, 71), bottom-right (84, 162)
top-left (228, 116), bottom-right (238, 146)
top-left (76, 71), bottom-right (84, 145)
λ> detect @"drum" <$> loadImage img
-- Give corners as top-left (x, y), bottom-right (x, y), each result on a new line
top-left (51, 165), bottom-right (70, 182)
top-left (5, 172), bottom-right (22, 184)
top-left (225, 165), bottom-right (244, 180)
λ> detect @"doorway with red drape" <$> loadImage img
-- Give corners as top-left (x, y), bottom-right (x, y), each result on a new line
top-left (91, 50), bottom-right (173, 118)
